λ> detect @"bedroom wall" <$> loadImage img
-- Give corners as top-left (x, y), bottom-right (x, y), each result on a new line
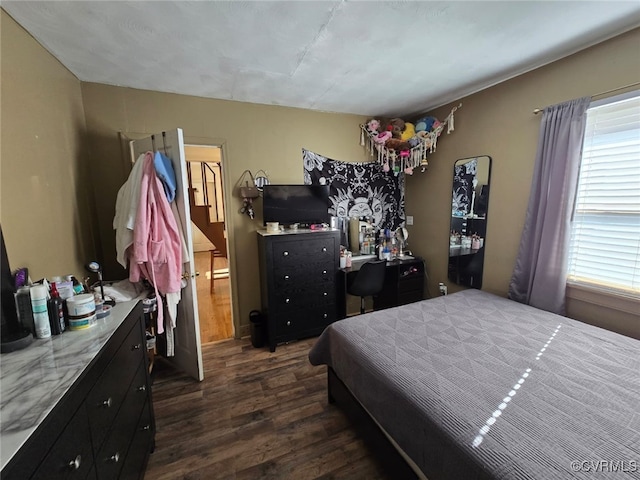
top-left (0, 10), bottom-right (95, 280)
top-left (80, 83), bottom-right (369, 336)
top-left (406, 27), bottom-right (640, 339)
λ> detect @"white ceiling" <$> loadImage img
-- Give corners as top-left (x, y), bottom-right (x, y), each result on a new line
top-left (4, 1), bottom-right (640, 117)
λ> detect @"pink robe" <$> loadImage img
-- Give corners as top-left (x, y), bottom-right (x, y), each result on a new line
top-left (129, 153), bottom-right (182, 333)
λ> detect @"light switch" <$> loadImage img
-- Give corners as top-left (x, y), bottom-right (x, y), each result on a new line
top-left (406, 216), bottom-right (414, 225)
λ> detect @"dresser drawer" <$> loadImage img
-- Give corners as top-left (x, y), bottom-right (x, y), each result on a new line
top-left (94, 362), bottom-right (147, 480)
top-left (276, 305), bottom-right (336, 333)
top-left (273, 286), bottom-right (335, 312)
top-left (398, 277), bottom-right (423, 293)
top-left (118, 401), bottom-right (154, 480)
top-left (272, 261), bottom-right (335, 288)
top-left (397, 292), bottom-right (423, 306)
top-left (271, 238), bottom-right (336, 264)
top-left (31, 404), bottom-right (93, 480)
top-left (86, 320), bottom-right (145, 451)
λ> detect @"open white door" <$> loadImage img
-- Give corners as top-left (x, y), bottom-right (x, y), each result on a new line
top-left (131, 129), bottom-right (204, 381)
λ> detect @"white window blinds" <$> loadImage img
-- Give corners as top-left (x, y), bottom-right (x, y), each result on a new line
top-left (567, 92), bottom-right (640, 295)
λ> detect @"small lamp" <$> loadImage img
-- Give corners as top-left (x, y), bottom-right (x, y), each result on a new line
top-left (85, 261), bottom-right (114, 305)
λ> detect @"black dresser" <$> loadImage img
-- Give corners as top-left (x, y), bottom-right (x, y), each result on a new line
top-left (1, 301), bottom-right (155, 480)
top-left (257, 229), bottom-right (340, 352)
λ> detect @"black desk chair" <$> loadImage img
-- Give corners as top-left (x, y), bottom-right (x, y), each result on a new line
top-left (460, 246), bottom-right (485, 288)
top-left (346, 260), bottom-right (386, 314)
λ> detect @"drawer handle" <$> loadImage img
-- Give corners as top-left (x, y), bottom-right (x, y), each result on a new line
top-left (142, 424), bottom-right (151, 431)
top-left (323, 292), bottom-right (328, 296)
top-left (322, 247), bottom-right (327, 252)
top-left (137, 385), bottom-right (147, 392)
top-left (286, 321), bottom-right (291, 326)
top-left (323, 313), bottom-right (328, 319)
top-left (285, 298), bottom-right (290, 304)
top-left (67, 455), bottom-right (81, 470)
top-left (283, 251), bottom-right (289, 256)
top-left (322, 270), bottom-right (327, 274)
top-left (107, 452), bottom-right (120, 464)
top-left (284, 275), bottom-right (290, 280)
top-left (131, 343), bottom-right (141, 351)
top-left (99, 397), bottom-right (112, 408)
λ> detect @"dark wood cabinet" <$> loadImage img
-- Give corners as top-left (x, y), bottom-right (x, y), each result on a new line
top-left (1, 302), bottom-right (155, 480)
top-left (258, 230), bottom-right (340, 352)
top-left (373, 257), bottom-right (425, 310)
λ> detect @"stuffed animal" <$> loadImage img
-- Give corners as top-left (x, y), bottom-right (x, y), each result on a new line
top-left (380, 118), bottom-right (405, 138)
top-left (385, 138), bottom-right (411, 151)
top-left (408, 136), bottom-right (421, 148)
top-left (373, 130), bottom-right (392, 145)
top-left (366, 119), bottom-right (380, 134)
top-left (415, 116), bottom-right (439, 133)
top-left (400, 122), bottom-right (415, 141)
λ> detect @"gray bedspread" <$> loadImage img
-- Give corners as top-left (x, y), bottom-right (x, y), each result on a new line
top-left (309, 289), bottom-right (640, 479)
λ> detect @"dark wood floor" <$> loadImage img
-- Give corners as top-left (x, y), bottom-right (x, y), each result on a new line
top-left (144, 337), bottom-right (389, 480)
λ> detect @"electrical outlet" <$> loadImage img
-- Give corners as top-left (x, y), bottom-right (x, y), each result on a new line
top-left (406, 215), bottom-right (414, 226)
top-left (438, 282), bottom-right (448, 296)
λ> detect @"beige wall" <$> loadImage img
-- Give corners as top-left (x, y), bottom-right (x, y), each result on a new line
top-left (406, 28), bottom-right (640, 338)
top-left (0, 11), bottom-right (94, 280)
top-left (80, 83), bottom-right (368, 335)
top-left (3, 6), bottom-right (637, 339)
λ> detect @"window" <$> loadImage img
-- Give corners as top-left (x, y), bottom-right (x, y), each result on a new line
top-left (567, 91), bottom-right (640, 295)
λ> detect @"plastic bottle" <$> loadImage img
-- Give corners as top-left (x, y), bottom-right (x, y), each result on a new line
top-left (30, 285), bottom-right (51, 339)
top-left (15, 286), bottom-right (35, 336)
top-left (48, 283), bottom-right (66, 335)
top-left (66, 274), bottom-right (85, 294)
top-left (339, 250), bottom-right (347, 269)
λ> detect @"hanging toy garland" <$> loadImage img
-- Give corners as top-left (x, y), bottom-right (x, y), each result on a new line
top-left (360, 104), bottom-right (461, 175)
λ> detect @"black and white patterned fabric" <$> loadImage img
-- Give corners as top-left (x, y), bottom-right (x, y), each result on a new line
top-left (303, 149), bottom-right (404, 230)
top-left (309, 289), bottom-right (640, 480)
top-left (452, 158), bottom-right (477, 216)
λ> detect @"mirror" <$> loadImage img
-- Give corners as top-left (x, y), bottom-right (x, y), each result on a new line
top-left (448, 156), bottom-right (491, 288)
top-left (395, 227), bottom-right (410, 258)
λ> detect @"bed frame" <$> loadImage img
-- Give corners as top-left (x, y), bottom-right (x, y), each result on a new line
top-left (327, 367), bottom-right (419, 479)
top-left (328, 367), bottom-right (494, 480)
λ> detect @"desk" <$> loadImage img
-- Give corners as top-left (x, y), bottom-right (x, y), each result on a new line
top-left (449, 246), bottom-right (479, 257)
top-left (448, 246), bottom-right (484, 288)
top-left (337, 256), bottom-right (425, 317)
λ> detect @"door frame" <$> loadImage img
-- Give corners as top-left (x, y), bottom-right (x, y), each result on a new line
top-left (183, 137), bottom-right (239, 339)
top-left (121, 132), bottom-right (240, 340)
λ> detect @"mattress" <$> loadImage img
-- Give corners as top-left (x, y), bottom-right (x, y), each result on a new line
top-left (309, 289), bottom-right (640, 479)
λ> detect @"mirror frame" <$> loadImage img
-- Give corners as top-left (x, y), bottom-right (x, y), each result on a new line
top-left (448, 156), bottom-right (491, 289)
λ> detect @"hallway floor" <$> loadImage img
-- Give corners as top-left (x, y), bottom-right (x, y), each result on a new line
top-left (194, 251), bottom-right (232, 344)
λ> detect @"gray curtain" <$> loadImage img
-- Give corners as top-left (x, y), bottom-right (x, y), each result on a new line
top-left (509, 97), bottom-right (590, 314)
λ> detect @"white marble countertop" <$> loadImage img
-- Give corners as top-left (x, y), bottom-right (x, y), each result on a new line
top-left (0, 299), bottom-right (140, 470)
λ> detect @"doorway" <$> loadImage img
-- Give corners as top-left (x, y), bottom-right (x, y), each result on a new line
top-left (184, 145), bottom-right (234, 344)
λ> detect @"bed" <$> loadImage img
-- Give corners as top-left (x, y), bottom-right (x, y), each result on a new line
top-left (308, 289), bottom-right (640, 480)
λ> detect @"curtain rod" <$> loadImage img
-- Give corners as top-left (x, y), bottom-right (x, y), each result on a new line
top-left (532, 81), bottom-right (640, 114)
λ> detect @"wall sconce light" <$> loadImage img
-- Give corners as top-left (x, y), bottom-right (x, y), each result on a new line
top-left (236, 170), bottom-right (261, 219)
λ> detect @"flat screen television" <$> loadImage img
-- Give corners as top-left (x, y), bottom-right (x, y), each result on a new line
top-left (263, 184), bottom-right (330, 227)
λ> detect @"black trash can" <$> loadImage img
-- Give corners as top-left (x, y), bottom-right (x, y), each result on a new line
top-left (249, 310), bottom-right (265, 348)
